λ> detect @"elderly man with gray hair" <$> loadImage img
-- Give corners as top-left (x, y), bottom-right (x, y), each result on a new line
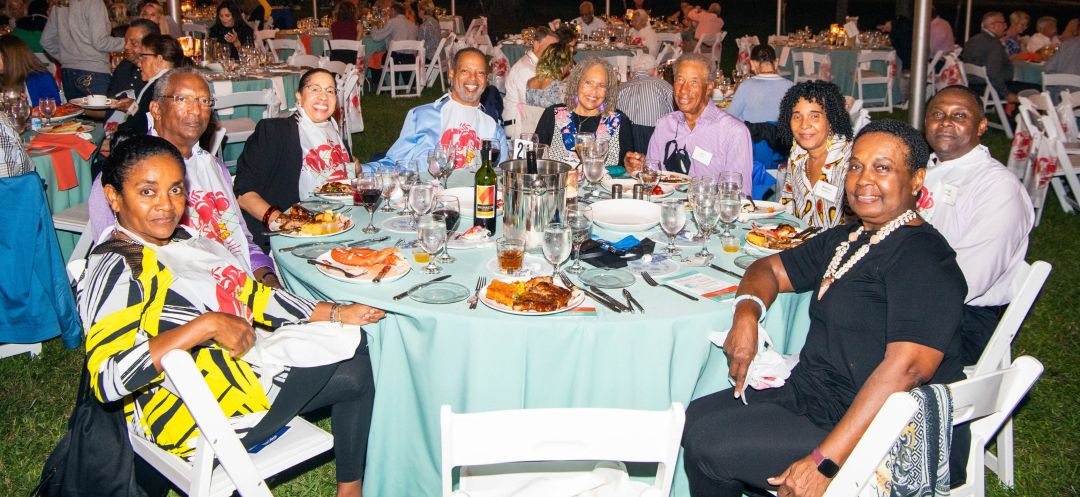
top-left (87, 68), bottom-right (281, 287)
top-left (1026, 16), bottom-right (1060, 52)
top-left (617, 53), bottom-right (672, 148)
top-left (572, 1), bottom-right (607, 37)
top-left (629, 9), bottom-right (658, 55)
top-left (625, 53), bottom-right (752, 192)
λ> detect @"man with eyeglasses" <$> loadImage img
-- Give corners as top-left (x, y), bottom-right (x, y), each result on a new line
top-left (961, 11), bottom-right (1037, 106)
top-left (365, 47), bottom-right (508, 171)
top-left (87, 68), bottom-right (281, 288)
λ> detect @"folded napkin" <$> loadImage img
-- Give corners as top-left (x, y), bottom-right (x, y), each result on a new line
top-left (298, 34), bottom-right (313, 55)
top-left (29, 133), bottom-right (96, 191)
top-left (580, 235), bottom-right (655, 269)
top-left (708, 325), bottom-right (799, 405)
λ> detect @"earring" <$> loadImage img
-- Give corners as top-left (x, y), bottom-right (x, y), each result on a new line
top-left (574, 96), bottom-right (579, 106)
top-left (599, 102), bottom-right (605, 112)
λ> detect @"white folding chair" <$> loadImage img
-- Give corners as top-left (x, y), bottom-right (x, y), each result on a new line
top-left (319, 59), bottom-right (349, 75)
top-left (847, 98), bottom-right (871, 134)
top-left (266, 38), bottom-right (305, 62)
top-left (182, 23), bottom-right (209, 39)
top-left (325, 38), bottom-right (362, 63)
top-left (1041, 72), bottom-right (1080, 93)
top-left (376, 39), bottom-right (425, 98)
top-left (130, 349), bottom-right (333, 497)
top-left (286, 53), bottom-right (323, 69)
top-left (212, 89), bottom-right (276, 166)
top-left (656, 32), bottom-right (682, 51)
top-left (961, 63), bottom-right (1014, 138)
top-left (963, 261), bottom-right (1050, 488)
top-left (693, 31), bottom-right (726, 69)
top-left (823, 356), bottom-right (1044, 497)
top-left (655, 44), bottom-right (676, 66)
top-left (338, 65), bottom-right (365, 134)
top-left (254, 29), bottom-right (278, 52)
top-left (424, 33), bottom-right (454, 91)
top-left (793, 52), bottom-right (831, 84)
top-left (1019, 108), bottom-right (1080, 223)
top-left (206, 126), bottom-right (227, 158)
top-left (440, 403), bottom-right (685, 497)
top-left (855, 50), bottom-right (896, 113)
top-left (606, 55), bottom-right (631, 83)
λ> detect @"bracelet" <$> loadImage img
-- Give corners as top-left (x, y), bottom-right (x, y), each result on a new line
top-left (329, 303), bottom-right (342, 323)
top-left (733, 294), bottom-right (767, 323)
top-left (261, 205), bottom-right (281, 228)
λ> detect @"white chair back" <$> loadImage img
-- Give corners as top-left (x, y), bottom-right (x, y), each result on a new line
top-left (963, 62), bottom-right (1014, 137)
top-left (182, 23), bottom-right (209, 38)
top-left (1042, 72), bottom-right (1080, 92)
top-left (656, 32), bottom-right (681, 50)
top-left (320, 59), bottom-right (349, 75)
top-left (440, 403), bottom-right (685, 497)
top-left (213, 89), bottom-right (277, 119)
top-left (793, 52), bottom-right (831, 83)
top-left (266, 38), bottom-right (305, 62)
top-left (822, 393), bottom-right (919, 497)
top-left (254, 29), bottom-right (279, 52)
top-left (606, 55), bottom-right (630, 83)
top-left (287, 53), bottom-right (323, 69)
top-left (339, 65), bottom-right (365, 134)
top-left (424, 33), bottom-right (454, 91)
top-left (655, 44), bottom-right (676, 66)
top-left (376, 39), bottom-right (425, 98)
top-left (855, 50), bottom-right (896, 112)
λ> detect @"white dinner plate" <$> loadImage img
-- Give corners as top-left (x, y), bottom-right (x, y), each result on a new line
top-left (69, 96), bottom-right (116, 110)
top-left (313, 250), bottom-right (411, 283)
top-left (38, 123), bottom-right (94, 135)
top-left (589, 199), bottom-right (661, 232)
top-left (740, 199), bottom-right (788, 220)
top-left (478, 278), bottom-right (585, 316)
top-left (632, 170), bottom-right (692, 186)
top-left (600, 177), bottom-right (675, 198)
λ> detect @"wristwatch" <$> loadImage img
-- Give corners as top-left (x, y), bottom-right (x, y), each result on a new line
top-left (812, 448), bottom-right (840, 478)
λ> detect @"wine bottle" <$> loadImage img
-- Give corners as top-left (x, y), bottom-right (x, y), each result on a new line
top-left (525, 146), bottom-right (538, 175)
top-left (473, 146), bottom-right (498, 235)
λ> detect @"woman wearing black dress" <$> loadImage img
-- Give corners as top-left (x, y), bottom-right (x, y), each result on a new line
top-left (209, 1), bottom-right (254, 59)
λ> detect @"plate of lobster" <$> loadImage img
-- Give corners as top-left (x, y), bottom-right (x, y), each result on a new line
top-left (743, 223), bottom-right (807, 256)
top-left (313, 247), bottom-right (411, 283)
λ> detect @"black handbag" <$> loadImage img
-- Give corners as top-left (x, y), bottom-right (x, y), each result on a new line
top-left (663, 139), bottom-right (691, 175)
top-left (31, 361), bottom-right (148, 497)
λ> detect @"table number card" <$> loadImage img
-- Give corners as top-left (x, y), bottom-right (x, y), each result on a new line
top-left (511, 139), bottom-right (531, 160)
top-left (662, 271), bottom-right (738, 301)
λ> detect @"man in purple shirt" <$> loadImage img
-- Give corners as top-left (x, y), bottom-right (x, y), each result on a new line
top-left (87, 69), bottom-right (280, 287)
top-left (625, 53), bottom-right (754, 193)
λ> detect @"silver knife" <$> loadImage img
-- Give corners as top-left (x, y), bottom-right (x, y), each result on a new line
top-left (348, 236), bottom-right (390, 248)
top-left (393, 275), bottom-right (452, 300)
top-left (622, 288), bottom-right (645, 313)
top-left (709, 263), bottom-right (745, 280)
top-left (280, 240), bottom-right (325, 253)
top-left (589, 285), bottom-right (633, 312)
top-left (557, 273), bottom-right (622, 313)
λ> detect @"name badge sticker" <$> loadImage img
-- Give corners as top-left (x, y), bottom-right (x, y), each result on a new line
top-left (941, 184), bottom-right (959, 205)
top-left (812, 180), bottom-right (841, 203)
top-left (691, 146), bottom-right (713, 166)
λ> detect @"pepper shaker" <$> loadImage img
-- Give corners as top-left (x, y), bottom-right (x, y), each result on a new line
top-left (611, 184), bottom-right (623, 199)
top-left (632, 183), bottom-right (645, 200)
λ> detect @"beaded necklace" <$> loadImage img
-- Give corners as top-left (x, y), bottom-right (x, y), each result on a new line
top-left (817, 209), bottom-right (918, 300)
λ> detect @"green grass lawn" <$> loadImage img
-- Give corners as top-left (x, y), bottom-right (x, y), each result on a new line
top-left (2, 89), bottom-right (1077, 496)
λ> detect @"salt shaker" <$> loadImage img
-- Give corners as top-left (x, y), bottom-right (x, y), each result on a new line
top-left (632, 184), bottom-right (645, 200)
top-left (611, 184), bottom-right (623, 199)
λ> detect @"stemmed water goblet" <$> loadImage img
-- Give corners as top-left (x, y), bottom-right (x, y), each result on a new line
top-left (660, 199), bottom-right (687, 257)
top-left (717, 190), bottom-right (742, 253)
top-left (378, 164), bottom-right (399, 212)
top-left (686, 176), bottom-right (718, 242)
top-left (408, 183), bottom-right (435, 230)
top-left (573, 132), bottom-right (594, 166)
top-left (417, 213), bottom-right (447, 274)
top-left (427, 146), bottom-right (455, 189)
top-left (542, 222), bottom-right (572, 278)
top-left (396, 160), bottom-right (421, 215)
top-left (564, 204), bottom-right (593, 274)
top-left (432, 195), bottom-right (460, 264)
top-left (639, 160), bottom-right (662, 201)
top-left (581, 158), bottom-right (606, 201)
top-left (717, 171), bottom-right (743, 246)
top-left (38, 97), bottom-right (56, 128)
top-left (692, 194), bottom-right (721, 261)
top-left (353, 172), bottom-right (383, 234)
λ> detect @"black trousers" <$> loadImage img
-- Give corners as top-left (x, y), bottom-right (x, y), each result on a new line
top-left (960, 304), bottom-right (1007, 366)
top-left (682, 386), bottom-right (827, 497)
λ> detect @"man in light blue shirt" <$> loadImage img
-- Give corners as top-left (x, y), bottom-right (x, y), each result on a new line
top-left (726, 45), bottom-right (793, 123)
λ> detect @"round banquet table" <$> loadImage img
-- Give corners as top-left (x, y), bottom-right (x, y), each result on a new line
top-left (203, 68), bottom-right (303, 163)
top-left (774, 45), bottom-right (902, 106)
top-left (497, 42), bottom-right (639, 68)
top-left (1013, 61), bottom-right (1044, 87)
top-left (277, 30), bottom-right (330, 57)
top-left (27, 122), bottom-right (104, 258)
top-left (271, 174), bottom-right (814, 497)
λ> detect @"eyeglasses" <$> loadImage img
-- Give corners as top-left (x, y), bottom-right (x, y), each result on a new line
top-left (136, 52), bottom-right (157, 58)
top-left (303, 84), bottom-right (338, 96)
top-left (161, 94), bottom-right (218, 108)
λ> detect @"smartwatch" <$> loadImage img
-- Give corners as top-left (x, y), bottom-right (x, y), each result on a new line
top-left (812, 448), bottom-right (840, 478)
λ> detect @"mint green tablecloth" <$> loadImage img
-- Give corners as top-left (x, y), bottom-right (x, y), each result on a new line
top-left (281, 32), bottom-right (329, 57)
top-left (777, 47), bottom-right (902, 106)
top-left (498, 43), bottom-right (638, 67)
top-left (205, 70), bottom-right (303, 162)
top-left (29, 122), bottom-right (104, 258)
top-left (1013, 61), bottom-right (1044, 86)
top-left (270, 175), bottom-right (813, 497)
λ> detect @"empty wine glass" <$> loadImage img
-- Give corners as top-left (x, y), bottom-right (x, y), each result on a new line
top-left (692, 194), bottom-right (721, 260)
top-left (542, 222), bottom-right (572, 277)
top-left (38, 97), bottom-right (56, 127)
top-left (408, 183), bottom-right (435, 230)
top-left (417, 213), bottom-right (447, 274)
top-left (9, 96), bottom-right (31, 138)
top-left (427, 146), bottom-right (455, 189)
top-left (353, 172), bottom-right (383, 234)
top-left (565, 204), bottom-right (593, 274)
top-left (433, 195), bottom-right (460, 264)
top-left (660, 199), bottom-right (687, 256)
top-left (639, 160), bottom-right (661, 201)
top-left (589, 137), bottom-right (610, 162)
top-left (396, 160), bottom-right (421, 215)
top-left (378, 164), bottom-right (399, 212)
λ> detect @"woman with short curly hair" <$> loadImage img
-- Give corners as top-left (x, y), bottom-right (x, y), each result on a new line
top-left (534, 56), bottom-right (637, 168)
top-left (777, 80), bottom-right (854, 228)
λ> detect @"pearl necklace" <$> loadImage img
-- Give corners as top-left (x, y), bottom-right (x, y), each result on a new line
top-left (817, 210), bottom-right (918, 300)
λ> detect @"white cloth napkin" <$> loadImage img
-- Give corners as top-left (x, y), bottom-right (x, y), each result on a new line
top-left (844, 21), bottom-right (860, 37)
top-left (212, 80), bottom-right (234, 116)
top-left (708, 325), bottom-right (799, 405)
top-left (270, 76), bottom-right (289, 111)
top-left (778, 45), bottom-right (791, 65)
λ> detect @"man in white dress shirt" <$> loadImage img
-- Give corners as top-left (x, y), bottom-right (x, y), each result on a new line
top-left (572, 1), bottom-right (608, 37)
top-left (502, 26), bottom-right (559, 125)
top-left (921, 85), bottom-right (1034, 364)
top-left (629, 9), bottom-right (658, 55)
top-left (1026, 16), bottom-right (1060, 53)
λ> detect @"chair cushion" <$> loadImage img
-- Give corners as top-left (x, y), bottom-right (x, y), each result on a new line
top-left (52, 202), bottom-right (88, 232)
top-left (220, 118), bottom-right (257, 136)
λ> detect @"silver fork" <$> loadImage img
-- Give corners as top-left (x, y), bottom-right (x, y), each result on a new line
top-left (641, 271), bottom-right (700, 301)
top-left (468, 276), bottom-right (487, 309)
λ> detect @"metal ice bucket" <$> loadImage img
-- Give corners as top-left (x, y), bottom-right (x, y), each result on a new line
top-left (500, 159), bottom-right (573, 251)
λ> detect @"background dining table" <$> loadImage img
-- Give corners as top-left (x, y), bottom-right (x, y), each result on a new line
top-left (203, 68), bottom-right (304, 163)
top-left (27, 121), bottom-right (103, 258)
top-left (270, 173), bottom-right (814, 496)
top-left (773, 45), bottom-right (902, 105)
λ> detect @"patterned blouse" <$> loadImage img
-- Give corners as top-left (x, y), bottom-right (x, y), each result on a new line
top-left (780, 135), bottom-right (853, 229)
top-left (77, 229), bottom-right (317, 459)
top-left (546, 105), bottom-right (624, 167)
top-left (1003, 35), bottom-right (1022, 56)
